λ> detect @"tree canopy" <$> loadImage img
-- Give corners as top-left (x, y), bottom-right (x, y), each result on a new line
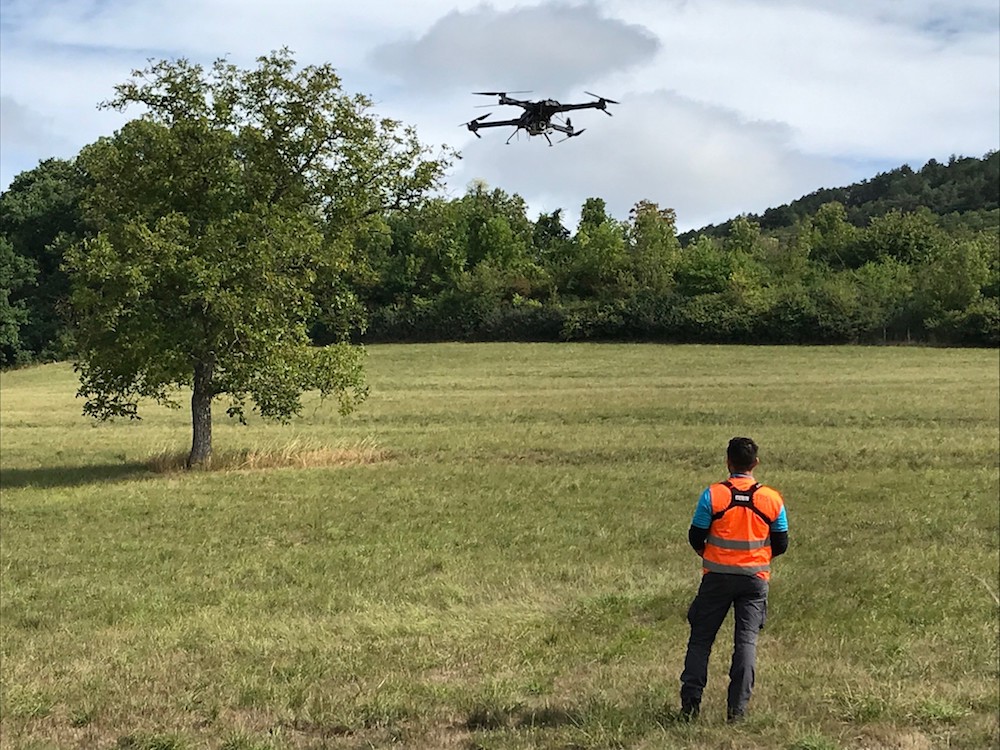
top-left (64, 50), bottom-right (452, 466)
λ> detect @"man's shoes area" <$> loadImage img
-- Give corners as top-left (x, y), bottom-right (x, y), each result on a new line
top-left (679, 700), bottom-right (700, 721)
top-left (678, 700), bottom-right (748, 724)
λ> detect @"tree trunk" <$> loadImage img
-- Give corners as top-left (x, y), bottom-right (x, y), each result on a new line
top-left (187, 356), bottom-right (215, 468)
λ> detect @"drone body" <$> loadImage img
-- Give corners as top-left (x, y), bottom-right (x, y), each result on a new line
top-left (463, 91), bottom-right (618, 145)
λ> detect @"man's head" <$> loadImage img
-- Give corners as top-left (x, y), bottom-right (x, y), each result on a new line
top-left (727, 437), bottom-right (759, 473)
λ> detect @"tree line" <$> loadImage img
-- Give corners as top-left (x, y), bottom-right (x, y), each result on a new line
top-left (4, 151), bottom-right (998, 367)
top-left (3, 85), bottom-right (999, 372)
top-left (346, 162), bottom-right (998, 347)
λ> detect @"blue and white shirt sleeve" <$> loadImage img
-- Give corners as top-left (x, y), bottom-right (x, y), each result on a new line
top-left (771, 505), bottom-right (788, 532)
top-left (691, 488), bottom-right (714, 529)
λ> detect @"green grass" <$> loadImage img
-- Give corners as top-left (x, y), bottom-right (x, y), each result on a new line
top-left (1, 343), bottom-right (998, 749)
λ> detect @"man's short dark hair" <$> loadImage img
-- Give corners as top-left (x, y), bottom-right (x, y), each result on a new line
top-left (727, 437), bottom-right (758, 471)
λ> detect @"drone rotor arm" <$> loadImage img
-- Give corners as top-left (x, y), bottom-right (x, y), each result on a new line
top-left (551, 100), bottom-right (613, 116)
top-left (553, 101), bottom-right (597, 112)
top-left (468, 118), bottom-right (523, 129)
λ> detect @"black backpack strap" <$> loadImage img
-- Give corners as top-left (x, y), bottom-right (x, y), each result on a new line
top-left (711, 481), bottom-right (775, 525)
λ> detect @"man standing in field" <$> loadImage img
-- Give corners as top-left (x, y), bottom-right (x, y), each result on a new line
top-left (680, 437), bottom-right (789, 723)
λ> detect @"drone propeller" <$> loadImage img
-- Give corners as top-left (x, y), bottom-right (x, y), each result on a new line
top-left (584, 91), bottom-right (619, 115)
top-left (473, 90), bottom-right (531, 96)
top-left (461, 113), bottom-right (491, 138)
top-left (584, 91), bottom-right (619, 104)
top-left (556, 128), bottom-right (586, 143)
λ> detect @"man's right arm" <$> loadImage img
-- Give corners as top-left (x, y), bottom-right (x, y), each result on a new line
top-left (688, 487), bottom-right (713, 555)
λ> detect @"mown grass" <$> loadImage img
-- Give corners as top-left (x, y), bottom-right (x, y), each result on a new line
top-left (1, 343), bottom-right (997, 750)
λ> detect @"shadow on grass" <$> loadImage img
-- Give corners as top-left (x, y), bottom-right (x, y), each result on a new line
top-left (0, 461), bottom-right (153, 490)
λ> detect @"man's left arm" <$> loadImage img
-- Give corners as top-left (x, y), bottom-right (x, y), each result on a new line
top-left (770, 504), bottom-right (789, 557)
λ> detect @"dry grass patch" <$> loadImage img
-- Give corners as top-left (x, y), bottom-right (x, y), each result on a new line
top-left (149, 437), bottom-right (390, 473)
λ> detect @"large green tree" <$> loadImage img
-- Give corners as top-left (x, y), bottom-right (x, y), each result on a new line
top-left (66, 50), bottom-right (452, 466)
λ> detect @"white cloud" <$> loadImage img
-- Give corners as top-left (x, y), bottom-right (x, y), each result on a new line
top-left (370, 3), bottom-right (660, 92)
top-left (0, 96), bottom-right (63, 151)
top-left (0, 40), bottom-right (134, 181)
top-left (597, 0), bottom-right (999, 161)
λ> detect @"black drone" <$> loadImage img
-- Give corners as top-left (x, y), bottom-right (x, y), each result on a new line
top-left (462, 91), bottom-right (618, 145)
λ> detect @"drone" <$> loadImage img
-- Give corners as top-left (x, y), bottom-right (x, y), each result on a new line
top-left (462, 91), bottom-right (618, 145)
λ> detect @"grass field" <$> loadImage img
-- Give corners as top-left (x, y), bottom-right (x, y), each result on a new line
top-left (1, 343), bottom-right (998, 750)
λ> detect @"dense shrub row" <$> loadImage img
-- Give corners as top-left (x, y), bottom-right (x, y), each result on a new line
top-left (3, 153), bottom-right (998, 366)
top-left (362, 290), bottom-right (999, 346)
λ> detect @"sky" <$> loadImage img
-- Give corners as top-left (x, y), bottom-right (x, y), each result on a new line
top-left (1, 0), bottom-right (998, 231)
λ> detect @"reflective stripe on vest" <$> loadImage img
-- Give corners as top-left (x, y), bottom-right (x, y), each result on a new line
top-left (706, 534), bottom-right (771, 550)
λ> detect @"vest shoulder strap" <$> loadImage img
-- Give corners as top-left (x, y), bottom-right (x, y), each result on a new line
top-left (711, 481), bottom-right (774, 526)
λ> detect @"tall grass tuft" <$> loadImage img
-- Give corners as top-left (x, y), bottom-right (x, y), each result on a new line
top-left (148, 437), bottom-right (389, 473)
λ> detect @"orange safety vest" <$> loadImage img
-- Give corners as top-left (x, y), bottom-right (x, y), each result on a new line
top-left (702, 476), bottom-right (784, 581)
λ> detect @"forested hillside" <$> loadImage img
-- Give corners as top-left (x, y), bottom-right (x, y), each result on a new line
top-left (2, 151), bottom-right (997, 366)
top-left (680, 151), bottom-right (1000, 242)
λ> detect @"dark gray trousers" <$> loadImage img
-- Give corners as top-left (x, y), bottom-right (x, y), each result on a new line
top-left (680, 572), bottom-right (768, 716)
